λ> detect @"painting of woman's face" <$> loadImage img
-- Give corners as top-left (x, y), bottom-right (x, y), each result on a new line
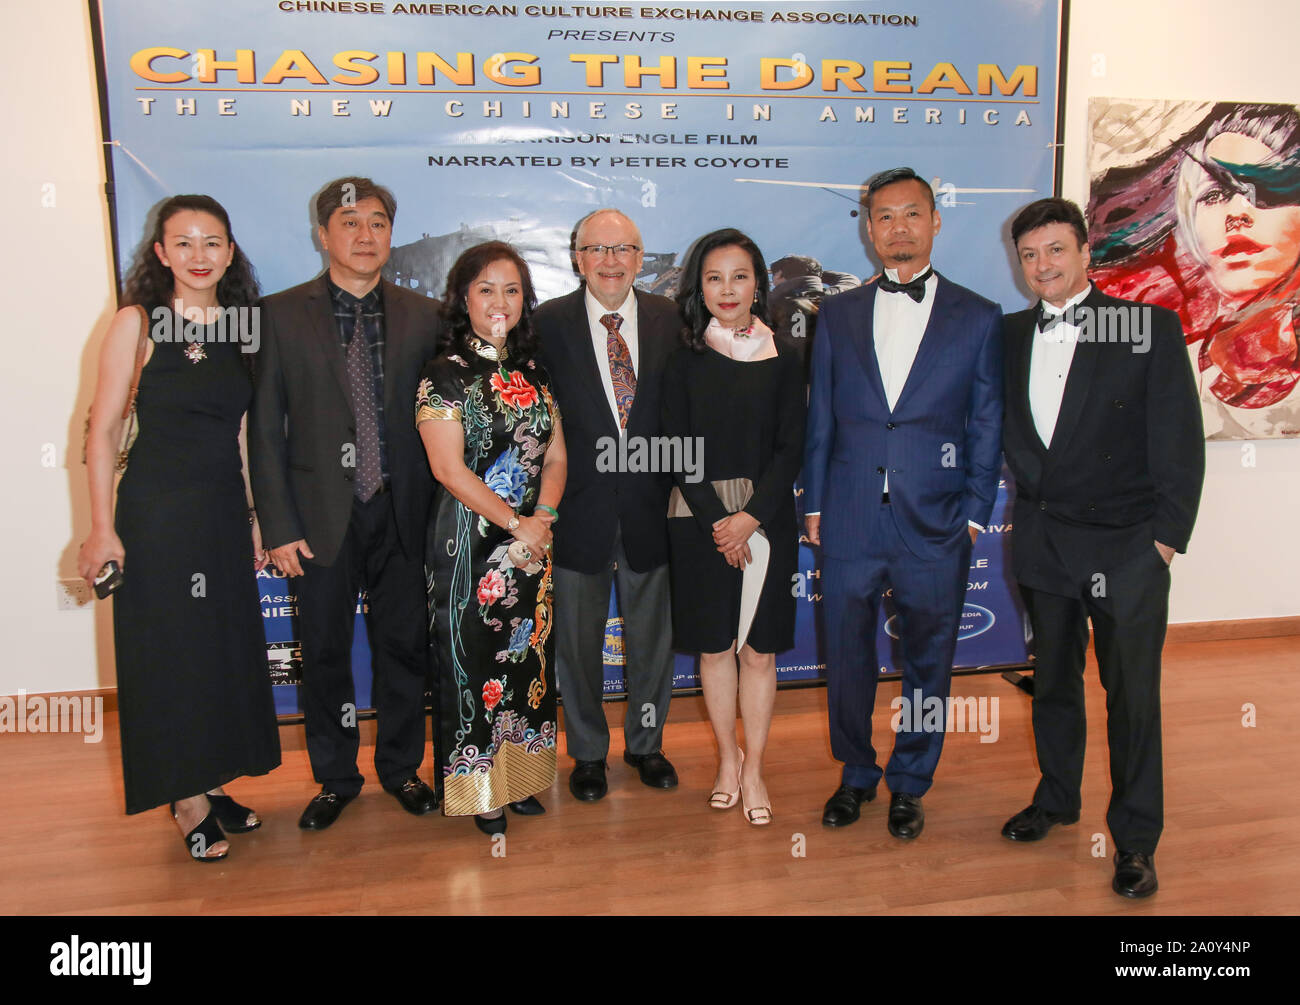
top-left (1191, 131), bottom-right (1300, 301)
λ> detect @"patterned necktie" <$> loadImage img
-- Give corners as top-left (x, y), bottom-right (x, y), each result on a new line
top-left (602, 312), bottom-right (635, 429)
top-left (345, 304), bottom-right (383, 501)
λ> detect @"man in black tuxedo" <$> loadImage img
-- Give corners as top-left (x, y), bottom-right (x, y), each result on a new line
top-left (1000, 198), bottom-right (1205, 898)
top-left (534, 209), bottom-right (680, 801)
top-left (250, 177), bottom-right (441, 829)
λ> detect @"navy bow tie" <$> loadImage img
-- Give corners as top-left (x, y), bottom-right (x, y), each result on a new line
top-left (878, 268), bottom-right (932, 303)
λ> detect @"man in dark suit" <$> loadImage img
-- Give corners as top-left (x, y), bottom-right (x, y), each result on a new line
top-left (250, 177), bottom-right (441, 830)
top-left (999, 197), bottom-right (1204, 898)
top-left (534, 209), bottom-right (680, 801)
top-left (804, 167), bottom-right (1004, 839)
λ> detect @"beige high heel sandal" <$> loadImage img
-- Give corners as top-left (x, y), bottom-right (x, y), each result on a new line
top-left (708, 749), bottom-right (744, 810)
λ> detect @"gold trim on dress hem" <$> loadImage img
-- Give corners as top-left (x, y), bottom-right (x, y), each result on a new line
top-left (442, 742), bottom-right (557, 816)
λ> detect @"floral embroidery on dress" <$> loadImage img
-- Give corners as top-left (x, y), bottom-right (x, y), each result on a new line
top-left (481, 677), bottom-right (509, 720)
top-left (491, 369), bottom-right (539, 412)
top-left (476, 569), bottom-right (507, 609)
top-left (483, 446), bottom-right (529, 507)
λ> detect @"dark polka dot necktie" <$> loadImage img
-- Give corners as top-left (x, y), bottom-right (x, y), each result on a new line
top-left (345, 304), bottom-right (383, 501)
top-left (602, 312), bottom-right (635, 429)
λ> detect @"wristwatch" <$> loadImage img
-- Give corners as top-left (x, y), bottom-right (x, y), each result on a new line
top-left (506, 512), bottom-right (520, 532)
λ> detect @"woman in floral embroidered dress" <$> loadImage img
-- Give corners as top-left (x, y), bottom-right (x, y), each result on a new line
top-left (417, 242), bottom-right (567, 835)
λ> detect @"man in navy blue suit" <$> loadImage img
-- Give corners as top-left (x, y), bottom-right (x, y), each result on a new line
top-left (804, 167), bottom-right (1004, 839)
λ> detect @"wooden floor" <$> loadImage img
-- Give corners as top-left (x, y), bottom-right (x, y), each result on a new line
top-left (2, 635), bottom-right (1296, 915)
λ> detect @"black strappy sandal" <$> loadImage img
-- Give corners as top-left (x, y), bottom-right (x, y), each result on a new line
top-left (205, 793), bottom-right (261, 833)
top-left (170, 802), bottom-right (229, 863)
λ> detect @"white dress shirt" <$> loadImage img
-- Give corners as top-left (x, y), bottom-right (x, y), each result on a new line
top-left (585, 287), bottom-right (639, 432)
top-left (874, 265), bottom-right (937, 495)
top-left (1029, 285), bottom-right (1090, 448)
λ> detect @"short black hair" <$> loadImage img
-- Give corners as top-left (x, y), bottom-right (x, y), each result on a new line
top-left (771, 254), bottom-right (822, 278)
top-left (864, 167), bottom-right (935, 215)
top-left (315, 176), bottom-right (398, 229)
top-left (1011, 197), bottom-right (1088, 248)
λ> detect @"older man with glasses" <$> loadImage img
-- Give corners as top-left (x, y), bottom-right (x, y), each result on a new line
top-left (534, 209), bottom-right (683, 803)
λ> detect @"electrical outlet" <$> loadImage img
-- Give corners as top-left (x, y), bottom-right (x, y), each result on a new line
top-left (57, 579), bottom-right (93, 610)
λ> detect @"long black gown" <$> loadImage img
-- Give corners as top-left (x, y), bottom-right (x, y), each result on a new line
top-left (112, 311), bottom-right (281, 814)
top-left (416, 337), bottom-right (558, 817)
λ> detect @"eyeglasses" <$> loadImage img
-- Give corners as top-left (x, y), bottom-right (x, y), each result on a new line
top-left (577, 244), bottom-right (641, 258)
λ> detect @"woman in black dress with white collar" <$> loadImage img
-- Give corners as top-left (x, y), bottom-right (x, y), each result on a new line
top-left (662, 228), bottom-right (806, 825)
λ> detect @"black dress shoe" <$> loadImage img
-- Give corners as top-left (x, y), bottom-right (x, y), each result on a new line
top-left (298, 789), bottom-right (356, 830)
top-left (569, 760), bottom-right (608, 802)
top-left (821, 784), bottom-right (877, 827)
top-left (1112, 850), bottom-right (1158, 899)
top-left (389, 776), bottom-right (439, 816)
top-left (507, 796), bottom-right (546, 815)
top-left (887, 792), bottom-right (925, 839)
top-left (474, 813), bottom-right (508, 835)
top-left (623, 749), bottom-right (679, 789)
top-left (1001, 803), bottom-right (1079, 842)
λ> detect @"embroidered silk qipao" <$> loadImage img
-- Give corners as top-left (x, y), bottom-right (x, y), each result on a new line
top-left (416, 340), bottom-right (558, 815)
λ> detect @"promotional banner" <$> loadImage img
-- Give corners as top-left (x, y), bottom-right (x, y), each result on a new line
top-left (93, 0), bottom-right (1058, 711)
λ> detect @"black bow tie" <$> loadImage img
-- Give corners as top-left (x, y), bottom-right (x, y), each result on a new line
top-left (1037, 305), bottom-right (1078, 333)
top-left (878, 268), bottom-right (932, 303)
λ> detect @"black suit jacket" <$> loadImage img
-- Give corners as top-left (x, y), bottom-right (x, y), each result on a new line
top-left (1002, 285), bottom-right (1205, 595)
top-left (249, 273), bottom-right (442, 566)
top-left (535, 286), bottom-right (680, 574)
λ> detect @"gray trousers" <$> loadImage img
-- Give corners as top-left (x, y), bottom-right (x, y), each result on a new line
top-left (553, 532), bottom-right (674, 762)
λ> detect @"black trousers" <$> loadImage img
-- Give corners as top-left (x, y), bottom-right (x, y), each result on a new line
top-left (295, 491), bottom-right (430, 797)
top-left (1020, 544), bottom-right (1170, 855)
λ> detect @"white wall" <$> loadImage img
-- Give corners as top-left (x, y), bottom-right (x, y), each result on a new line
top-left (2, 1), bottom-right (120, 694)
top-left (2, 0), bottom-right (1296, 695)
top-left (1059, 0), bottom-right (1300, 623)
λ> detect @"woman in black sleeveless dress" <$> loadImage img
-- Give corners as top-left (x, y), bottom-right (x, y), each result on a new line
top-left (79, 195), bottom-right (280, 862)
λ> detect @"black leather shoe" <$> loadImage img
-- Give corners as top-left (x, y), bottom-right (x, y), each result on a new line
top-left (821, 784), bottom-right (877, 827)
top-left (389, 776), bottom-right (439, 815)
top-left (298, 789), bottom-right (356, 830)
top-left (1001, 803), bottom-right (1079, 842)
top-left (1112, 850), bottom-right (1158, 899)
top-left (623, 749), bottom-right (679, 789)
top-left (887, 792), bottom-right (925, 839)
top-left (474, 813), bottom-right (508, 835)
top-left (569, 760), bottom-right (608, 802)
top-left (507, 796), bottom-right (546, 815)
